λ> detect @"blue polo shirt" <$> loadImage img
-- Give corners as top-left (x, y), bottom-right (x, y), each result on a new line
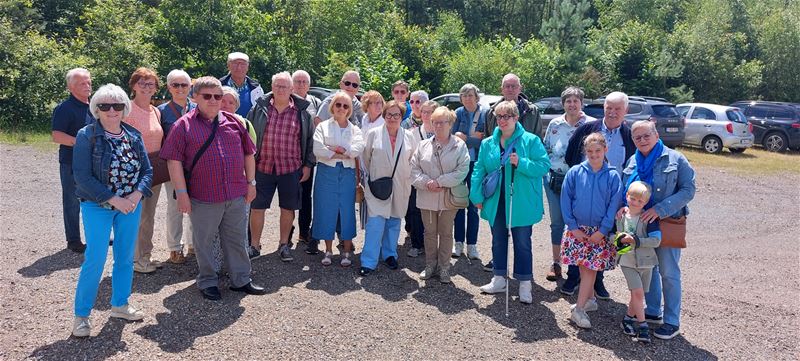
top-left (224, 78), bottom-right (252, 117)
top-left (51, 94), bottom-right (92, 164)
top-left (600, 119), bottom-right (626, 170)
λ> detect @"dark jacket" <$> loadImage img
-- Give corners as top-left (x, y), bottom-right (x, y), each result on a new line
top-left (484, 93), bottom-right (543, 139)
top-left (73, 120), bottom-right (153, 203)
top-left (247, 93), bottom-right (315, 168)
top-left (564, 119), bottom-right (636, 168)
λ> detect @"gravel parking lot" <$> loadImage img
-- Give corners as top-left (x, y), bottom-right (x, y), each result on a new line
top-left (1, 143), bottom-right (798, 360)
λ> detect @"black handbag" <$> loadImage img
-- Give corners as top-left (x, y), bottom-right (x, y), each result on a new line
top-left (368, 143), bottom-right (403, 201)
top-left (173, 118), bottom-right (219, 199)
top-left (548, 170), bottom-right (566, 195)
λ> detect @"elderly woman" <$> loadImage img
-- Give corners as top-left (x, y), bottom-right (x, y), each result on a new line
top-left (621, 120), bottom-right (696, 340)
top-left (221, 86), bottom-right (257, 144)
top-left (411, 106), bottom-right (470, 283)
top-left (405, 100), bottom-right (438, 258)
top-left (124, 67), bottom-right (164, 274)
top-left (451, 83), bottom-right (487, 260)
top-left (359, 100), bottom-right (417, 276)
top-left (71, 84), bottom-right (153, 337)
top-left (470, 101), bottom-right (550, 303)
top-left (157, 69), bottom-right (196, 264)
top-left (360, 90), bottom-right (385, 134)
top-left (312, 92), bottom-right (365, 267)
top-left (543, 86), bottom-right (596, 281)
top-left (401, 90), bottom-right (428, 129)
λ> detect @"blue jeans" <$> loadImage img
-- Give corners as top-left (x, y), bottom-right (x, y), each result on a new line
top-left (645, 247), bottom-right (682, 327)
top-left (60, 163), bottom-right (81, 243)
top-left (74, 201), bottom-right (142, 317)
top-left (360, 216), bottom-right (401, 270)
top-left (543, 173), bottom-right (565, 246)
top-left (490, 205), bottom-right (533, 281)
top-left (454, 161), bottom-right (479, 245)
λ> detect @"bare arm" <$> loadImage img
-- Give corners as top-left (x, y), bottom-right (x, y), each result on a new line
top-left (51, 131), bottom-right (75, 146)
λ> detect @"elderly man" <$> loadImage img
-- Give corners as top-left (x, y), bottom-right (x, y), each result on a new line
top-left (160, 76), bottom-right (265, 301)
top-left (247, 72), bottom-right (315, 262)
top-left (484, 73), bottom-right (543, 138)
top-left (315, 70), bottom-right (365, 127)
top-left (401, 90), bottom-right (427, 129)
top-left (219, 52), bottom-right (264, 117)
top-left (52, 68), bottom-right (93, 253)
top-left (391, 80), bottom-right (412, 121)
top-left (559, 91), bottom-right (637, 299)
top-left (292, 70), bottom-right (322, 254)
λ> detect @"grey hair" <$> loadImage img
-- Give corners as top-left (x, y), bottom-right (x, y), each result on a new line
top-left (89, 84), bottom-right (131, 118)
top-left (410, 90), bottom-right (429, 102)
top-left (221, 86), bottom-right (240, 109)
top-left (166, 69), bottom-right (191, 85)
top-left (192, 76), bottom-right (222, 95)
top-left (631, 120), bottom-right (657, 134)
top-left (561, 86), bottom-right (585, 104)
top-left (605, 91), bottom-right (629, 108)
top-left (65, 68), bottom-right (90, 86)
top-left (291, 70), bottom-right (311, 82)
top-left (272, 71), bottom-right (293, 85)
top-left (459, 83), bottom-right (480, 99)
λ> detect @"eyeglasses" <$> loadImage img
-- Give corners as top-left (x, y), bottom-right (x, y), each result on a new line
top-left (393, 89), bottom-right (407, 94)
top-left (97, 103), bottom-right (125, 112)
top-left (496, 114), bottom-right (516, 121)
top-left (433, 121), bottom-right (449, 127)
top-left (633, 132), bottom-right (654, 142)
top-left (410, 100), bottom-right (422, 104)
top-left (273, 84), bottom-right (291, 91)
top-left (342, 80), bottom-right (359, 88)
top-left (421, 110), bottom-right (434, 115)
top-left (137, 81), bottom-right (156, 89)
top-left (294, 79), bottom-right (309, 84)
top-left (502, 84), bottom-right (519, 90)
top-left (385, 112), bottom-right (402, 119)
top-left (170, 83), bottom-right (190, 88)
top-left (198, 93), bottom-right (223, 101)
top-left (334, 102), bottom-right (350, 110)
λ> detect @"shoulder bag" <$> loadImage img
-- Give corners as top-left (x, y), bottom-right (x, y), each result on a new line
top-left (659, 216), bottom-right (687, 248)
top-left (481, 136), bottom-right (520, 198)
top-left (368, 142), bottom-right (403, 201)
top-left (149, 105), bottom-right (171, 186)
top-left (172, 118), bottom-right (219, 199)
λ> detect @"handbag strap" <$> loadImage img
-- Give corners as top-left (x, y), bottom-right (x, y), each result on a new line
top-left (369, 141), bottom-right (403, 182)
top-left (186, 116), bottom-right (219, 177)
top-left (469, 108), bottom-right (481, 135)
top-left (499, 136), bottom-right (520, 166)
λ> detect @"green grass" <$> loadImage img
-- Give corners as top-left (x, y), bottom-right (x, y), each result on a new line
top-left (0, 131), bottom-right (58, 151)
top-left (678, 146), bottom-right (800, 175)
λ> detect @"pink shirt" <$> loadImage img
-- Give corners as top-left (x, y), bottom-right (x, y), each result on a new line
top-left (124, 102), bottom-right (164, 153)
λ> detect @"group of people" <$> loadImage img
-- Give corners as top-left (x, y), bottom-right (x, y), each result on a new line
top-left (52, 52), bottom-right (695, 342)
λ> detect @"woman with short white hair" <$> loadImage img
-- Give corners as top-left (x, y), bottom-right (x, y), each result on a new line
top-left (71, 84), bottom-right (153, 337)
top-left (402, 90), bottom-right (429, 129)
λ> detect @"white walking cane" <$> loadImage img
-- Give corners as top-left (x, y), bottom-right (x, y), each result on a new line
top-left (505, 150), bottom-right (517, 317)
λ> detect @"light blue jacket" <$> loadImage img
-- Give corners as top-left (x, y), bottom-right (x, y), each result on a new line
top-left (621, 146), bottom-right (696, 218)
top-left (560, 160), bottom-right (623, 236)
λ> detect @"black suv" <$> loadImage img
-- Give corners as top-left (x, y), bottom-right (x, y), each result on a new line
top-left (729, 101), bottom-right (800, 152)
top-left (583, 96), bottom-right (685, 148)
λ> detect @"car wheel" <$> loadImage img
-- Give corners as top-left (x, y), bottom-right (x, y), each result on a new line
top-left (763, 132), bottom-right (788, 152)
top-left (702, 135), bottom-right (723, 154)
top-left (728, 148), bottom-right (746, 154)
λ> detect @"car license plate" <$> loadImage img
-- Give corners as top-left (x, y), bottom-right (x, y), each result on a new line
top-left (666, 127), bottom-right (679, 133)
top-left (741, 139), bottom-right (751, 145)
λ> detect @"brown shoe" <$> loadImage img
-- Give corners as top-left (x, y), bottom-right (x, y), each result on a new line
top-left (546, 263), bottom-right (562, 282)
top-left (167, 251), bottom-right (186, 264)
top-left (186, 247), bottom-right (195, 256)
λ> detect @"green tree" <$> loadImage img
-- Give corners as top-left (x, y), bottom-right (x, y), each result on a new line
top-left (540, 0), bottom-right (593, 73)
top-left (755, 8), bottom-right (800, 101)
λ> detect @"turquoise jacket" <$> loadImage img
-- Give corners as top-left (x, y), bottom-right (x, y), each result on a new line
top-left (469, 123), bottom-right (550, 227)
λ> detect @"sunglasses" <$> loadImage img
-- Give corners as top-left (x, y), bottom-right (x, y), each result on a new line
top-left (170, 83), bottom-right (190, 88)
top-left (334, 102), bottom-right (350, 110)
top-left (496, 114), bottom-right (516, 121)
top-left (410, 100), bottom-right (422, 104)
top-left (97, 103), bottom-right (125, 112)
top-left (342, 80), bottom-right (359, 88)
top-left (198, 93), bottom-right (223, 100)
top-left (393, 89), bottom-right (407, 94)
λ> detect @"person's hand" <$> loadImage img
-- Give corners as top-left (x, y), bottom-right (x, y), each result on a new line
top-left (570, 229), bottom-right (588, 242)
top-left (455, 132), bottom-right (467, 141)
top-left (300, 166), bottom-right (311, 182)
top-left (620, 233), bottom-right (635, 245)
top-left (125, 191), bottom-right (143, 207)
top-left (335, 146), bottom-right (347, 154)
top-left (509, 152), bottom-right (519, 167)
top-left (109, 196), bottom-right (135, 214)
top-left (246, 184), bottom-right (256, 203)
top-left (616, 206), bottom-right (629, 220)
top-left (588, 231), bottom-right (605, 245)
top-left (475, 203), bottom-right (483, 210)
top-left (177, 192), bottom-right (192, 214)
top-left (641, 208), bottom-right (660, 223)
top-left (426, 180), bottom-right (440, 191)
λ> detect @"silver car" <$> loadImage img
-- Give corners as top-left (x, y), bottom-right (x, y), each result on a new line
top-left (676, 103), bottom-right (754, 154)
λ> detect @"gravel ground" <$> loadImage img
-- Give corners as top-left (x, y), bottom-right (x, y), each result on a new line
top-left (1, 143), bottom-right (798, 360)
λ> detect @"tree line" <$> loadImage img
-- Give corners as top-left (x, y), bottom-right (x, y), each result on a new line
top-left (1, 0), bottom-right (798, 131)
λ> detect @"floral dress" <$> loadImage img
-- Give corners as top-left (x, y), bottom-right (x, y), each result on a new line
top-left (101, 130), bottom-right (141, 209)
top-left (560, 225), bottom-right (616, 271)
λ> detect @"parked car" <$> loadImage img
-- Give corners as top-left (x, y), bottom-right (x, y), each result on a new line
top-left (432, 93), bottom-right (502, 111)
top-left (676, 103), bottom-right (754, 154)
top-left (729, 100), bottom-right (800, 152)
top-left (533, 97), bottom-right (593, 132)
top-left (582, 96), bottom-right (686, 148)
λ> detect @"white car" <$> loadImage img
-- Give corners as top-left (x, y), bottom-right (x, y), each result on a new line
top-left (676, 103), bottom-right (754, 154)
top-left (432, 93), bottom-right (503, 111)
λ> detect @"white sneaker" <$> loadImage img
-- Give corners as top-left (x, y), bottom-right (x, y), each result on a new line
top-left (466, 244), bottom-right (480, 260)
top-left (480, 276), bottom-right (507, 294)
top-left (420, 266), bottom-right (436, 280)
top-left (452, 242), bottom-right (464, 258)
top-left (584, 298), bottom-right (599, 312)
top-left (133, 262), bottom-right (158, 274)
top-left (72, 316), bottom-right (91, 337)
top-left (570, 305), bottom-right (592, 329)
top-left (519, 280), bottom-right (533, 304)
top-left (110, 304), bottom-right (145, 321)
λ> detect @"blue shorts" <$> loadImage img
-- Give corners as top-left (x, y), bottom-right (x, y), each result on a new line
top-left (251, 169), bottom-right (302, 210)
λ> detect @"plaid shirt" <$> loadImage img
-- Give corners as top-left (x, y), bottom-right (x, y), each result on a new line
top-left (257, 98), bottom-right (302, 175)
top-left (160, 109), bottom-right (256, 203)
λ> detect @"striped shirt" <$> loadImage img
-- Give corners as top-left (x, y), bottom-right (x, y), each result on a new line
top-left (257, 98), bottom-right (302, 175)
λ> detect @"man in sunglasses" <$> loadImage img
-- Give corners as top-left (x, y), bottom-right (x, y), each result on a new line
top-left (219, 52), bottom-right (264, 118)
top-left (483, 73), bottom-right (543, 138)
top-left (315, 70), bottom-right (364, 127)
top-left (391, 80), bottom-right (412, 121)
top-left (51, 67), bottom-right (93, 253)
top-left (247, 72), bottom-right (316, 262)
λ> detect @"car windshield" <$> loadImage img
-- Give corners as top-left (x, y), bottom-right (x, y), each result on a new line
top-left (726, 110), bottom-right (747, 123)
top-left (651, 104), bottom-right (679, 117)
top-left (584, 104), bottom-right (604, 118)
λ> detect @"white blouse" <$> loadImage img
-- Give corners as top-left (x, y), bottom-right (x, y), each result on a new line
top-left (313, 118), bottom-right (365, 169)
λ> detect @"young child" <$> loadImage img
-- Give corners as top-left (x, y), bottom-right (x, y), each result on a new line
top-left (615, 181), bottom-right (661, 343)
top-left (560, 132), bottom-right (623, 329)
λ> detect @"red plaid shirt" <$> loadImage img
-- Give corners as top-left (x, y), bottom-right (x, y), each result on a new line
top-left (160, 109), bottom-right (256, 203)
top-left (257, 98), bottom-right (302, 175)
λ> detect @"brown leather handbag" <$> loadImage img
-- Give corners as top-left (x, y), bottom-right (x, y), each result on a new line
top-left (148, 152), bottom-right (170, 186)
top-left (659, 216), bottom-right (687, 248)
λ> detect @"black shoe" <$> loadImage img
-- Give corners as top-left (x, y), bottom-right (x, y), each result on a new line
top-left (594, 282), bottom-right (610, 300)
top-left (482, 260), bottom-right (493, 272)
top-left (247, 245), bottom-right (261, 259)
top-left (621, 316), bottom-right (637, 336)
top-left (200, 286), bottom-right (222, 301)
top-left (645, 314), bottom-right (664, 325)
top-left (637, 323), bottom-right (652, 343)
top-left (230, 282), bottom-right (267, 295)
top-left (359, 267), bottom-right (372, 276)
top-left (304, 240), bottom-right (320, 255)
top-left (67, 241), bottom-right (86, 253)
top-left (384, 256), bottom-right (398, 270)
top-left (561, 272), bottom-right (580, 295)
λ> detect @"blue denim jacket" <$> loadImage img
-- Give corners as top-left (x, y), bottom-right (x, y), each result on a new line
top-left (451, 105), bottom-right (487, 160)
top-left (73, 120), bottom-right (153, 204)
top-left (622, 146), bottom-right (696, 218)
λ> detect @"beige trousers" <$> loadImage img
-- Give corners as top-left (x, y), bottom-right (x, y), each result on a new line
top-left (420, 209), bottom-right (457, 270)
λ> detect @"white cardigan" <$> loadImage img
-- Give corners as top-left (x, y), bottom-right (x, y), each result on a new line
top-left (362, 125), bottom-right (418, 218)
top-left (313, 118), bottom-right (365, 169)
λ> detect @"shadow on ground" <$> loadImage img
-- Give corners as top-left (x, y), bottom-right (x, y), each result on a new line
top-left (17, 249), bottom-right (83, 278)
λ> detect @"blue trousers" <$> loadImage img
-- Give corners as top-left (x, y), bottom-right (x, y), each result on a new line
top-left (74, 201), bottom-right (142, 317)
top-left (645, 247), bottom-right (682, 327)
top-left (454, 161), bottom-right (479, 245)
top-left (490, 204), bottom-right (533, 281)
top-left (360, 216), bottom-right (401, 270)
top-left (60, 163), bottom-right (81, 243)
top-left (543, 173), bottom-right (565, 246)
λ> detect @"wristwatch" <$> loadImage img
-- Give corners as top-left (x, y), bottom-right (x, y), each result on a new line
top-left (248, 179), bottom-right (256, 186)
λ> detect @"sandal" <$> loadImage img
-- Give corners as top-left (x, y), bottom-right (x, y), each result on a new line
top-left (321, 252), bottom-right (333, 266)
top-left (340, 252), bottom-right (352, 267)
